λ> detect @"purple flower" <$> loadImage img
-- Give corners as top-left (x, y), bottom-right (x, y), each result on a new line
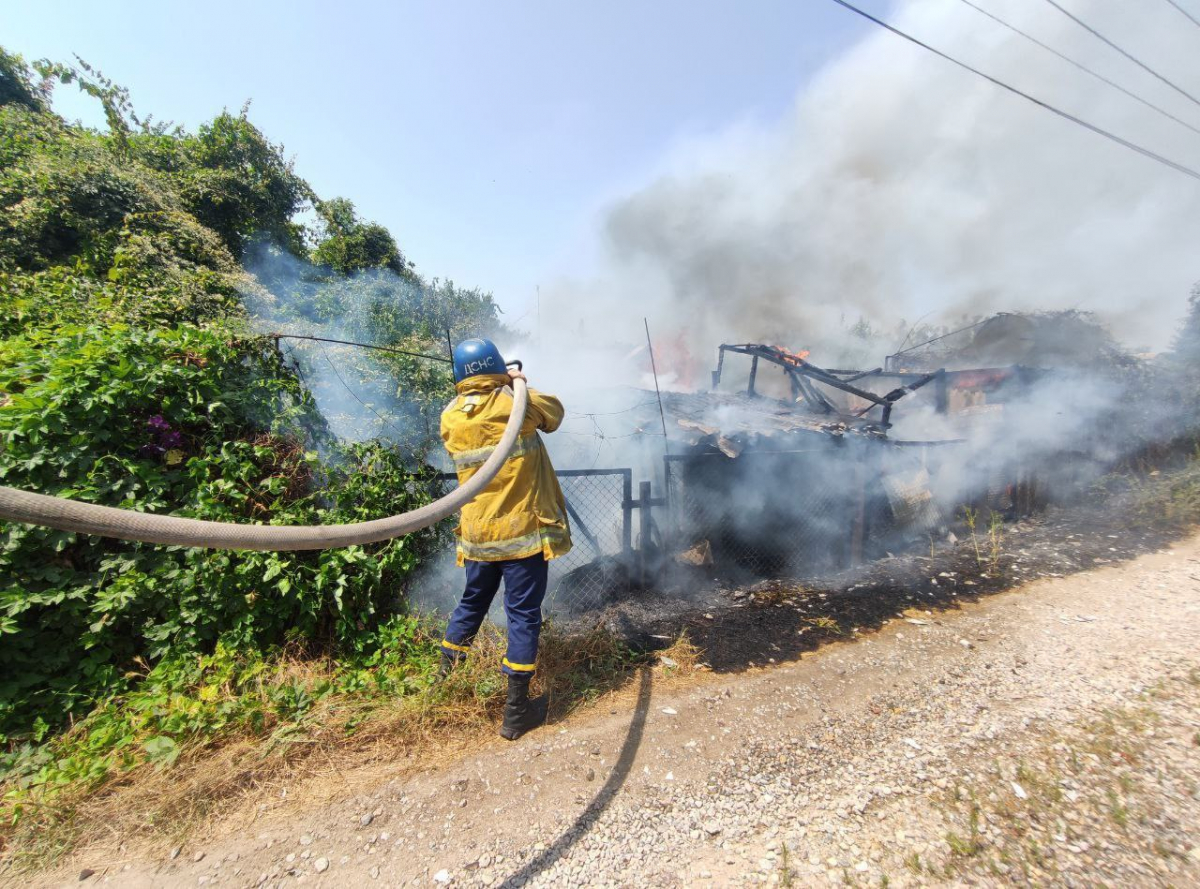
top-left (141, 415), bottom-right (185, 461)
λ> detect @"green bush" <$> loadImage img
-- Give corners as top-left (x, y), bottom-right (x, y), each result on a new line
top-left (0, 325), bottom-right (441, 740)
top-left (0, 613), bottom-right (442, 812)
top-left (0, 45), bottom-right (498, 755)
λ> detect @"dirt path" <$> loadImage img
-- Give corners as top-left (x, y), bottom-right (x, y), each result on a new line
top-left (48, 535), bottom-right (1200, 888)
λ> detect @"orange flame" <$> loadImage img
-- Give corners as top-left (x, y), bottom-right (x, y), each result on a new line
top-left (771, 345), bottom-right (811, 367)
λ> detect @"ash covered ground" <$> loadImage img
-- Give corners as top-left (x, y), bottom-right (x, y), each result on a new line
top-left (585, 468), bottom-right (1186, 672)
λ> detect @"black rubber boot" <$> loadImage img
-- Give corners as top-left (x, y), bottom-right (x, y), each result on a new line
top-left (499, 673), bottom-right (546, 741)
top-left (438, 649), bottom-right (464, 678)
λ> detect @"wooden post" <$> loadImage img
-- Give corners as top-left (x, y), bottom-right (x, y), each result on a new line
top-left (639, 481), bottom-right (652, 586)
top-left (935, 369), bottom-right (950, 414)
top-left (849, 450), bottom-right (867, 567)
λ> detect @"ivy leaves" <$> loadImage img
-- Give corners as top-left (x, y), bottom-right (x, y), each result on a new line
top-left (0, 326), bottom-right (440, 740)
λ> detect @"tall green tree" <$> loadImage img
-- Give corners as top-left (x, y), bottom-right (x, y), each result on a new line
top-left (0, 42), bottom-right (497, 741)
top-left (311, 197), bottom-right (415, 278)
top-left (173, 109), bottom-right (313, 258)
top-left (0, 48), bottom-right (47, 111)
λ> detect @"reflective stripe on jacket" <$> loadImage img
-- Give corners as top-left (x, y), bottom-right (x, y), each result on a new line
top-left (440, 373), bottom-right (572, 565)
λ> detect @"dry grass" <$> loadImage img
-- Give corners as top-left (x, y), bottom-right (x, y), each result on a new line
top-left (804, 615), bottom-right (845, 636)
top-left (0, 622), bottom-right (672, 877)
top-left (655, 630), bottom-right (705, 678)
top-left (746, 579), bottom-right (811, 605)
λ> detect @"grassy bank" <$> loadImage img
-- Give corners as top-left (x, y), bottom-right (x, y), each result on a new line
top-left (0, 619), bottom-right (690, 873)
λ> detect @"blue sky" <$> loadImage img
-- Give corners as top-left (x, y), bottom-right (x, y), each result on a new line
top-left (6, 0), bottom-right (875, 325)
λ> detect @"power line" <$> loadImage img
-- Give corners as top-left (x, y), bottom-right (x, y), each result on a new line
top-left (315, 342), bottom-right (408, 440)
top-left (1041, 0), bottom-right (1200, 111)
top-left (1162, 0), bottom-right (1200, 30)
top-left (825, 0), bottom-right (1200, 183)
top-left (958, 0), bottom-right (1200, 138)
top-left (565, 399), bottom-right (660, 419)
top-left (269, 332), bottom-right (453, 365)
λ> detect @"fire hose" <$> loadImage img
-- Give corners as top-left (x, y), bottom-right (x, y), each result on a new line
top-left (0, 380), bottom-right (528, 552)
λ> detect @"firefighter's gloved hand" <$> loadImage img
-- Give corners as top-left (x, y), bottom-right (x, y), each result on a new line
top-left (508, 368), bottom-right (527, 384)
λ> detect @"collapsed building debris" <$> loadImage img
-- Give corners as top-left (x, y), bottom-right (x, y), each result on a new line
top-left (886, 311), bottom-right (1135, 373)
top-left (709, 343), bottom-right (941, 429)
top-left (413, 311), bottom-right (1156, 620)
top-left (634, 344), bottom-right (961, 577)
top-left (446, 323), bottom-right (1120, 615)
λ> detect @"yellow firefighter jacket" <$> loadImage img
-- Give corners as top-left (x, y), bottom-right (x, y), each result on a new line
top-left (440, 373), bottom-right (572, 565)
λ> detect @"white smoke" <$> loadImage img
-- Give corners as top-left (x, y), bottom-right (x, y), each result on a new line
top-left (233, 3), bottom-right (1200, 614)
top-left (239, 241), bottom-right (450, 458)
top-left (501, 0), bottom-right (1200, 584)
top-left (535, 0), bottom-right (1200, 372)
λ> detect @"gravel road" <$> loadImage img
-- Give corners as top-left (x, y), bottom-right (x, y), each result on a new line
top-left (52, 535), bottom-right (1200, 888)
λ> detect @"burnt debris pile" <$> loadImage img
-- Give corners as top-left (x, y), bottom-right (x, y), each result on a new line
top-left (623, 311), bottom-right (1190, 597)
top-left (415, 309), bottom-right (1198, 620)
top-left (647, 343), bottom-right (952, 580)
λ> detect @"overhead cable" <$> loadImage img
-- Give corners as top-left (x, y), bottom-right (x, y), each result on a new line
top-left (1041, 0), bottom-right (1200, 111)
top-left (1162, 0), bottom-right (1200, 30)
top-left (269, 332), bottom-right (453, 364)
top-left (315, 341), bottom-right (408, 440)
top-left (958, 0), bottom-right (1200, 138)
top-left (826, 0), bottom-right (1200, 183)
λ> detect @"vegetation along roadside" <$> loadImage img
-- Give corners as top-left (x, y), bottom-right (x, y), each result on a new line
top-left (6, 37), bottom-right (1200, 878)
top-left (0, 44), bottom-right (525, 869)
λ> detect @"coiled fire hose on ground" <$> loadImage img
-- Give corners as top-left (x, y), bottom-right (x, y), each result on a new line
top-left (0, 380), bottom-right (528, 552)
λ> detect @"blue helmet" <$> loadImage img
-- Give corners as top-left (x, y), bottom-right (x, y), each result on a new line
top-left (452, 338), bottom-right (506, 383)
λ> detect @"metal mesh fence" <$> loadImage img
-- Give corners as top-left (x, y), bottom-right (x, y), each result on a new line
top-left (664, 448), bottom-right (863, 575)
top-left (870, 446), bottom-right (954, 555)
top-left (546, 470), bottom-right (632, 613)
top-left (663, 444), bottom-right (956, 577)
top-left (431, 469), bottom-right (632, 616)
top-left (421, 441), bottom-right (1002, 613)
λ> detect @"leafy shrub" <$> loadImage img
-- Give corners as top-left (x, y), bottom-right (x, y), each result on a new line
top-left (0, 106), bottom-right (176, 273)
top-left (0, 325), bottom-right (441, 740)
top-left (310, 197), bottom-right (414, 277)
top-left (0, 44), bottom-right (498, 765)
top-left (163, 111), bottom-right (312, 259)
top-left (0, 49), bottom-right (47, 112)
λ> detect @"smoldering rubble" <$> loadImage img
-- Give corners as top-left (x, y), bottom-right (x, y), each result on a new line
top-left (619, 313), bottom-right (1176, 588)
top-left (401, 306), bottom-right (1190, 625)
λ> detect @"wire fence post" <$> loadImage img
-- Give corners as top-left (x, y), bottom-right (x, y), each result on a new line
top-left (935, 369), bottom-right (949, 414)
top-left (849, 446), bottom-right (867, 567)
top-left (621, 470), bottom-right (633, 557)
top-left (638, 480), bottom-right (652, 586)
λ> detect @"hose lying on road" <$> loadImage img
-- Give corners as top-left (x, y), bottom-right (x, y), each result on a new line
top-left (0, 381), bottom-right (528, 551)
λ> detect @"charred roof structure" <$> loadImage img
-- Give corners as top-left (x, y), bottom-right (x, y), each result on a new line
top-left (652, 343), bottom-right (944, 456)
top-left (885, 311), bottom-right (1132, 373)
top-left (639, 344), bottom-right (959, 577)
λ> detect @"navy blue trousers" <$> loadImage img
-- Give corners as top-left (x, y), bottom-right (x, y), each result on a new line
top-left (442, 554), bottom-right (548, 675)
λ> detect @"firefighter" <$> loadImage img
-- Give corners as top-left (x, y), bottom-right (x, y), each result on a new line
top-left (438, 338), bottom-right (572, 740)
